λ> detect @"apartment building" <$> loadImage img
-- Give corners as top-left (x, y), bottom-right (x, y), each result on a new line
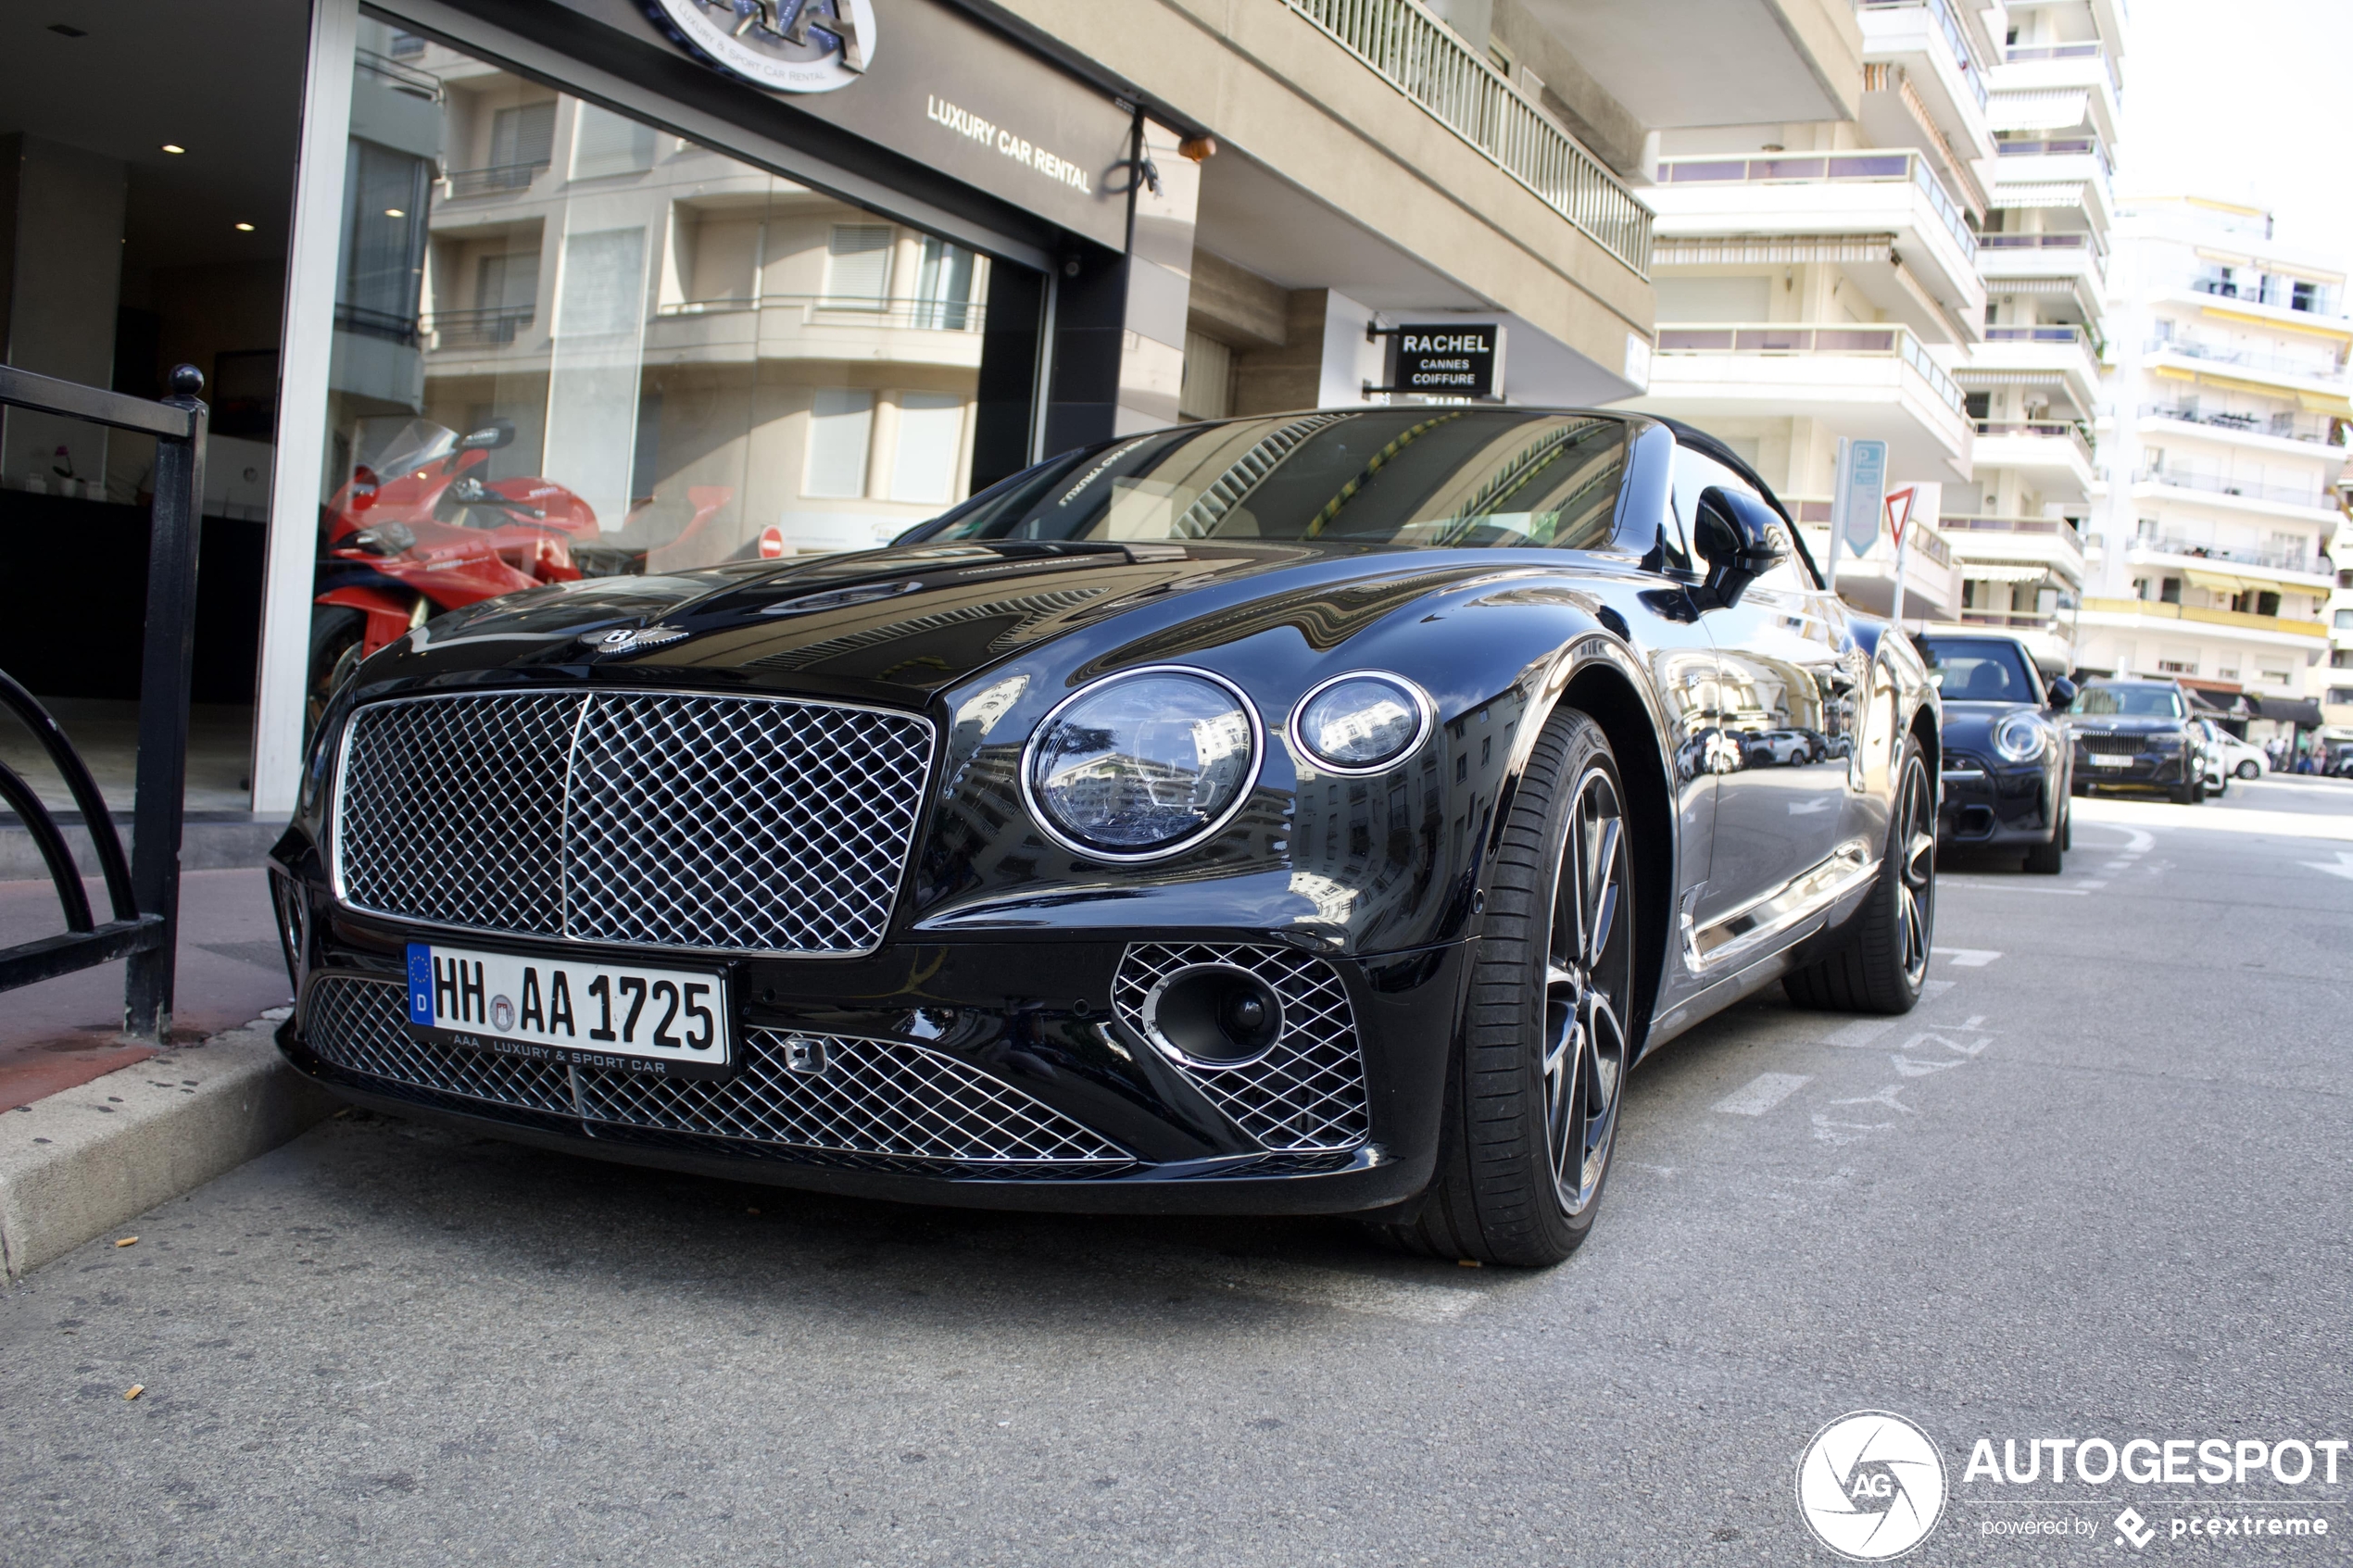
top-left (2332, 465), bottom-right (2353, 734)
top-left (2082, 196), bottom-right (2350, 730)
top-left (1943, 0), bottom-right (2123, 669)
top-left (1617, 0), bottom-right (1997, 623)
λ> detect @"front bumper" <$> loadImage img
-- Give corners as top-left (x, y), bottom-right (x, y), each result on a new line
top-left (2072, 748), bottom-right (2190, 791)
top-left (276, 897), bottom-right (1466, 1217)
top-left (1938, 753), bottom-right (2058, 845)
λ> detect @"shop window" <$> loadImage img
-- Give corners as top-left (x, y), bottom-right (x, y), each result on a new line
top-left (807, 390), bottom-right (875, 497)
top-left (826, 225), bottom-right (895, 307)
top-left (573, 104), bottom-right (655, 180)
top-left (890, 392), bottom-right (965, 503)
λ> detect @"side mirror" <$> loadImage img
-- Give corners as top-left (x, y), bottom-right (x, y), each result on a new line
top-left (2046, 675), bottom-right (2078, 710)
top-left (1691, 486), bottom-right (1788, 610)
top-left (458, 420), bottom-right (517, 452)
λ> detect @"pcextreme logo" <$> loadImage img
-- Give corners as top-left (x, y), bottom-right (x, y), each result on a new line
top-left (1797, 1411), bottom-right (1949, 1560)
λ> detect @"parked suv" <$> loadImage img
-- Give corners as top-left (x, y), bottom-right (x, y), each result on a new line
top-left (2067, 679), bottom-right (2208, 804)
top-left (1919, 633), bottom-right (2074, 872)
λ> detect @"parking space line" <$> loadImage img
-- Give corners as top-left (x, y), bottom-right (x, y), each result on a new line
top-left (1712, 1072), bottom-right (1813, 1116)
top-left (1931, 947), bottom-right (2001, 967)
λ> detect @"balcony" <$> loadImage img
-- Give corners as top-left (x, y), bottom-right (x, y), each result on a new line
top-left (654, 294), bottom-right (989, 332)
top-left (1856, 0), bottom-right (1994, 165)
top-left (1793, 510), bottom-right (1961, 620)
top-left (2128, 536), bottom-right (2332, 584)
top-left (2143, 335), bottom-right (2349, 395)
top-left (2136, 403), bottom-right (2347, 458)
top-left (2191, 273), bottom-right (2344, 320)
top-left (1964, 324), bottom-right (2101, 418)
top-left (424, 305), bottom-right (535, 349)
top-left (1283, 0), bottom-right (1653, 277)
top-left (444, 161), bottom-right (550, 200)
top-left (1970, 419), bottom-right (2095, 496)
top-left (1941, 513), bottom-right (2086, 584)
top-left (2133, 464), bottom-right (2337, 519)
top-left (2002, 42), bottom-right (2121, 93)
top-left (2078, 596), bottom-right (2328, 646)
top-left (1651, 153), bottom-right (1979, 301)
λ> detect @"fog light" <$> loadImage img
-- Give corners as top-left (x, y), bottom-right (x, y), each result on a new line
top-left (1140, 964), bottom-right (1283, 1069)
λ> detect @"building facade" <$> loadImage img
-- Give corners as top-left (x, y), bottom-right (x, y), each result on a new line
top-left (2082, 195), bottom-right (2349, 733)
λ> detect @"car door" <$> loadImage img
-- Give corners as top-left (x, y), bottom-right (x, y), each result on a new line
top-left (1675, 449), bottom-right (1866, 948)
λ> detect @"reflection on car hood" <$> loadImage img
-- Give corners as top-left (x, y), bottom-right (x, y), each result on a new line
top-left (355, 539), bottom-right (1551, 705)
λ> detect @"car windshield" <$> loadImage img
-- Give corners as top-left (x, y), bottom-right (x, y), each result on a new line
top-left (2073, 684), bottom-right (2184, 719)
top-left (907, 410), bottom-right (1630, 551)
top-left (1919, 637), bottom-right (2037, 703)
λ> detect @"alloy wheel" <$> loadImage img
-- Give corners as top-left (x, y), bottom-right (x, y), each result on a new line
top-left (1895, 753), bottom-right (1935, 985)
top-left (1541, 765), bottom-right (1634, 1216)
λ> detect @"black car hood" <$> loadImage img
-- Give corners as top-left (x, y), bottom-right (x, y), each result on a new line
top-left (353, 539), bottom-right (1542, 708)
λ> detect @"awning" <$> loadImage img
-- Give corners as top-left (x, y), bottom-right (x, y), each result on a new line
top-left (2185, 686), bottom-right (2251, 716)
top-left (2201, 303), bottom-right (2353, 344)
top-left (1960, 563), bottom-right (2050, 582)
top-left (1991, 182), bottom-right (2093, 209)
top-left (2253, 696), bottom-right (2325, 726)
top-left (2183, 567), bottom-right (2252, 595)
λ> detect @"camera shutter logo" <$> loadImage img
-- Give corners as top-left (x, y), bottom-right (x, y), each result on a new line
top-left (1795, 1411), bottom-right (1947, 1560)
top-left (647, 0), bottom-right (875, 94)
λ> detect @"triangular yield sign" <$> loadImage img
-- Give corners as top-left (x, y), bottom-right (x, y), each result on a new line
top-left (1883, 484), bottom-right (1917, 550)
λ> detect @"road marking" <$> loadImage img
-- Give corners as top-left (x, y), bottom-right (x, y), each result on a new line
top-left (2103, 861), bottom-right (2135, 872)
top-left (1962, 1015), bottom-right (1986, 1029)
top-left (2303, 851), bottom-right (2353, 882)
top-left (1892, 1055), bottom-right (1966, 1077)
top-left (1831, 1084), bottom-right (1920, 1115)
top-left (1942, 880), bottom-right (2089, 895)
top-left (1903, 1031), bottom-right (1993, 1058)
top-left (1713, 1072), bottom-right (1813, 1116)
top-left (2083, 824), bottom-right (2156, 854)
top-left (1932, 947), bottom-right (2001, 967)
top-left (1921, 979), bottom-right (1957, 997)
top-left (1824, 1020), bottom-right (1896, 1047)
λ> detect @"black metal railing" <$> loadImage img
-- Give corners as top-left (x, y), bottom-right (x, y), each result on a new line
top-left (0, 362), bottom-right (208, 1041)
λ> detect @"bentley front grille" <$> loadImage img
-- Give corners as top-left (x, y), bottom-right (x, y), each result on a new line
top-left (1113, 943), bottom-right (1370, 1153)
top-left (303, 976), bottom-right (1133, 1173)
top-left (333, 689), bottom-right (934, 955)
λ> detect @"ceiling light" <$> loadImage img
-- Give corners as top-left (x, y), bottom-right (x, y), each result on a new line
top-left (234, 221), bottom-right (255, 232)
top-left (161, 144), bottom-right (186, 155)
top-left (384, 207), bottom-right (406, 218)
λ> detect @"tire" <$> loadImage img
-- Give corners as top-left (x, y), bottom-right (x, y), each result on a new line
top-left (1783, 734), bottom-right (1933, 1014)
top-left (2237, 760), bottom-right (2260, 780)
top-left (305, 607), bottom-right (367, 748)
top-left (1371, 707), bottom-right (1635, 1267)
top-left (2023, 797), bottom-right (2065, 875)
top-left (2172, 779), bottom-right (2199, 805)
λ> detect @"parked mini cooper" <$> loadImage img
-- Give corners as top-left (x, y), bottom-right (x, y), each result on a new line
top-left (1918, 632), bottom-right (2073, 872)
top-left (271, 410), bottom-right (1940, 1265)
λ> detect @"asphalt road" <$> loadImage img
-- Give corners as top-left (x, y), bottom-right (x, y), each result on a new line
top-left (6, 778), bottom-right (2350, 1566)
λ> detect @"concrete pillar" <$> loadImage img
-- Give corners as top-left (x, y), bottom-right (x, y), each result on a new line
top-left (0, 134), bottom-right (128, 494)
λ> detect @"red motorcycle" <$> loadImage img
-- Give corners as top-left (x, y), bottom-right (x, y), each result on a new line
top-left (309, 419), bottom-right (732, 733)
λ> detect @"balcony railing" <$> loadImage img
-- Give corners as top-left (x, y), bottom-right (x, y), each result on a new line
top-left (2134, 466), bottom-right (2329, 509)
top-left (654, 294), bottom-right (989, 332)
top-left (1981, 231), bottom-right (2107, 271)
top-left (423, 306), bottom-right (535, 347)
top-left (2140, 403), bottom-right (2346, 447)
top-left (1994, 136), bottom-right (2112, 175)
top-left (1957, 608), bottom-right (2060, 630)
top-left (1283, 0), bottom-right (1653, 277)
top-left (1971, 420), bottom-right (2094, 460)
top-left (445, 160), bottom-right (550, 199)
top-left (333, 303), bottom-right (420, 345)
top-left (1942, 513), bottom-right (2086, 548)
top-left (2146, 335), bottom-right (2347, 378)
top-left (2003, 41), bottom-right (2122, 92)
top-left (2081, 596), bottom-right (2327, 639)
top-left (1655, 149), bottom-right (1977, 263)
top-left (2191, 273), bottom-right (2345, 318)
top-left (1858, 0), bottom-right (1989, 108)
top-left (2135, 537), bottom-right (2329, 576)
top-left (1651, 322), bottom-right (1968, 413)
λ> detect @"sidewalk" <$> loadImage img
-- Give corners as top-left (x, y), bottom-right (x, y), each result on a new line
top-left (0, 866), bottom-right (295, 1110)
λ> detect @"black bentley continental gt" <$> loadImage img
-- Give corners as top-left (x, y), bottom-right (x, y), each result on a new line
top-left (271, 409), bottom-right (1941, 1265)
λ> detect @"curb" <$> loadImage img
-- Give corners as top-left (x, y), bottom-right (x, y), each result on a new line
top-left (0, 1019), bottom-right (335, 1282)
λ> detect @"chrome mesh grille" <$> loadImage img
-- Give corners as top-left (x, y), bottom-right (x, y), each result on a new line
top-left (1113, 943), bottom-right (1369, 1153)
top-left (302, 976), bottom-right (1129, 1170)
top-left (2077, 734), bottom-right (2150, 757)
top-left (333, 689), bottom-right (934, 954)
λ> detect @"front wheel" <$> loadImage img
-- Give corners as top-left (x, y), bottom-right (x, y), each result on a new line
top-left (305, 607), bottom-right (367, 748)
top-left (2023, 796), bottom-right (2066, 875)
top-left (2237, 760), bottom-right (2260, 780)
top-left (1783, 734), bottom-right (1934, 1014)
top-left (1372, 707), bottom-right (1635, 1267)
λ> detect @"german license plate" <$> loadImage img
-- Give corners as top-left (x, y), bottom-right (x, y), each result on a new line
top-left (404, 942), bottom-right (732, 1080)
top-left (2086, 753), bottom-right (2133, 768)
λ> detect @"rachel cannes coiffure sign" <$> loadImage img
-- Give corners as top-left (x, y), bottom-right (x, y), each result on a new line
top-left (626, 0), bottom-right (1132, 248)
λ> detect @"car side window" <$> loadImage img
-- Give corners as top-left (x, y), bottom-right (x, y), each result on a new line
top-left (1670, 446), bottom-right (1813, 594)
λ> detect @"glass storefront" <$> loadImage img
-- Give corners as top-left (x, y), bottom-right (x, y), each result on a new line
top-left (308, 20), bottom-right (1015, 710)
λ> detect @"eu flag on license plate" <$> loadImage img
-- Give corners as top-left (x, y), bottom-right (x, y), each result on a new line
top-left (406, 943), bottom-right (434, 1025)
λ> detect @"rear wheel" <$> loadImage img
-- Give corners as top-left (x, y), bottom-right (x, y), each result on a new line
top-left (305, 607), bottom-right (367, 748)
top-left (1372, 707), bottom-right (1634, 1267)
top-left (1783, 734), bottom-right (1933, 1014)
top-left (2237, 759), bottom-right (2260, 780)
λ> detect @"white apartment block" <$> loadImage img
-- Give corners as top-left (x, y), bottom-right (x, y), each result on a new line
top-left (2082, 196), bottom-right (2349, 729)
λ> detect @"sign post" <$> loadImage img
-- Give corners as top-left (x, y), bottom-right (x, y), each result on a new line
top-left (1825, 437), bottom-right (1887, 590)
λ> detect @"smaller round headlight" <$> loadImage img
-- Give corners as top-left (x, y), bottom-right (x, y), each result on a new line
top-left (1290, 672), bottom-right (1432, 773)
top-left (1993, 711), bottom-right (2050, 763)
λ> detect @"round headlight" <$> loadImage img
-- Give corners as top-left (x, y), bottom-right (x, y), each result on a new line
top-left (1993, 711), bottom-right (2051, 763)
top-left (1023, 668), bottom-right (1261, 859)
top-left (1290, 672), bottom-right (1433, 773)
